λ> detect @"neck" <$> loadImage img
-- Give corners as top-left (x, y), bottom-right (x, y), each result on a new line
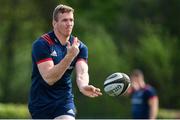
top-left (54, 30), bottom-right (70, 45)
top-left (140, 83), bottom-right (145, 89)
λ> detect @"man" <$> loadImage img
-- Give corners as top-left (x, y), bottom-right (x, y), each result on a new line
top-left (127, 69), bottom-right (159, 119)
top-left (28, 4), bottom-right (102, 119)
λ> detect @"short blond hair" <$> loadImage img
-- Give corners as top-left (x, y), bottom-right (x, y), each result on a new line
top-left (131, 69), bottom-right (144, 77)
top-left (53, 4), bottom-right (74, 21)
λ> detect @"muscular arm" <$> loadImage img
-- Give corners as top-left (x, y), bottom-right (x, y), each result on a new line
top-left (75, 60), bottom-right (89, 91)
top-left (38, 38), bottom-right (80, 86)
top-left (38, 55), bottom-right (74, 86)
top-left (148, 96), bottom-right (159, 119)
top-left (75, 60), bottom-right (102, 97)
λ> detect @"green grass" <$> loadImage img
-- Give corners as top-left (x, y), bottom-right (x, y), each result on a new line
top-left (0, 103), bottom-right (30, 118)
top-left (0, 103), bottom-right (180, 119)
top-left (158, 108), bottom-right (180, 119)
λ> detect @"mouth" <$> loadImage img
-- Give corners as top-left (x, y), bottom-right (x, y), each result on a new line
top-left (66, 28), bottom-right (72, 32)
top-left (67, 28), bottom-right (72, 31)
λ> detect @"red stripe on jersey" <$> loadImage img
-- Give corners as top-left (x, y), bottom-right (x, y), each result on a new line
top-left (77, 58), bottom-right (87, 63)
top-left (41, 34), bottom-right (54, 45)
top-left (36, 58), bottom-right (53, 64)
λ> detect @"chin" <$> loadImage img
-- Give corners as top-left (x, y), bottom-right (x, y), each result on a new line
top-left (66, 32), bottom-right (72, 36)
top-left (64, 33), bottom-right (71, 37)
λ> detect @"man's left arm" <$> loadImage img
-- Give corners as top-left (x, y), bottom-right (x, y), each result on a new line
top-left (75, 60), bottom-right (102, 98)
top-left (148, 96), bottom-right (159, 119)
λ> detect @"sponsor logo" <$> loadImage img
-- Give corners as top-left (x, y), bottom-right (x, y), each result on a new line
top-left (50, 50), bottom-right (57, 57)
top-left (67, 109), bottom-right (75, 115)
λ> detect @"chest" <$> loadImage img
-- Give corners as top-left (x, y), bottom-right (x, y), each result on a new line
top-left (50, 44), bottom-right (66, 63)
top-left (131, 90), bottom-right (147, 105)
top-left (49, 44), bottom-right (77, 67)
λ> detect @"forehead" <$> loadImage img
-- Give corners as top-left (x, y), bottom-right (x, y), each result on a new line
top-left (58, 12), bottom-right (74, 20)
top-left (130, 75), bottom-right (142, 80)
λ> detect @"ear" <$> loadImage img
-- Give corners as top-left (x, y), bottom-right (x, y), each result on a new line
top-left (52, 20), bottom-right (56, 28)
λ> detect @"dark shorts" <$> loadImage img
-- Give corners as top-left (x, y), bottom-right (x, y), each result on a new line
top-left (29, 102), bottom-right (76, 119)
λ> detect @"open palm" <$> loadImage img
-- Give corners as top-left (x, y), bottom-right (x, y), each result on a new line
top-left (80, 85), bottom-right (102, 98)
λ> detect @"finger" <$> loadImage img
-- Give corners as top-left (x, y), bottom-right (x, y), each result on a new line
top-left (94, 93), bottom-right (100, 97)
top-left (73, 37), bottom-right (78, 44)
top-left (91, 94), bottom-right (96, 98)
top-left (95, 91), bottom-right (102, 96)
top-left (77, 40), bottom-right (80, 47)
top-left (73, 37), bottom-right (80, 47)
top-left (94, 87), bottom-right (102, 94)
top-left (66, 41), bottom-right (71, 48)
top-left (89, 85), bottom-right (96, 92)
top-left (97, 92), bottom-right (103, 96)
top-left (87, 85), bottom-right (102, 96)
top-left (93, 92), bottom-right (102, 97)
top-left (89, 93), bottom-right (97, 98)
top-left (95, 88), bottom-right (101, 92)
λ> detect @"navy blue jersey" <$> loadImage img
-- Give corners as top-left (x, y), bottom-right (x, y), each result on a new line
top-left (28, 31), bottom-right (88, 118)
top-left (131, 85), bottom-right (157, 119)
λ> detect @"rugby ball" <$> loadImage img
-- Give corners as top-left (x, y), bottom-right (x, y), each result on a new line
top-left (104, 72), bottom-right (131, 96)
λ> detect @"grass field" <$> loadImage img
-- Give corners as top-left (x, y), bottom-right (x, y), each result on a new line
top-left (0, 103), bottom-right (180, 119)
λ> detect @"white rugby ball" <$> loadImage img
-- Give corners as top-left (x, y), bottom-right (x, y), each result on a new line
top-left (104, 72), bottom-right (131, 96)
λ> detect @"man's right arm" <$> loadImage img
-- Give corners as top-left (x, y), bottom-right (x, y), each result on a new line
top-left (38, 54), bottom-right (74, 86)
top-left (37, 38), bottom-right (79, 86)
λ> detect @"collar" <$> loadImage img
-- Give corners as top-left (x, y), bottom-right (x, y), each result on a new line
top-left (49, 31), bottom-right (74, 46)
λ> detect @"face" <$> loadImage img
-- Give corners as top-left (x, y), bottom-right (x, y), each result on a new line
top-left (53, 12), bottom-right (74, 37)
top-left (130, 75), bottom-right (144, 90)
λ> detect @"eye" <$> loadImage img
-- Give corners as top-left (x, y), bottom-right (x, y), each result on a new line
top-left (62, 19), bottom-right (68, 22)
top-left (62, 18), bottom-right (74, 23)
top-left (70, 18), bottom-right (74, 22)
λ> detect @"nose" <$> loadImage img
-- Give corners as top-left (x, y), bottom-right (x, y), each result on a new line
top-left (67, 20), bottom-right (73, 26)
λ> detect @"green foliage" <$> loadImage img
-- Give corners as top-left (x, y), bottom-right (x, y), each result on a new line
top-left (0, 103), bottom-right (30, 119)
top-left (134, 25), bottom-right (177, 108)
top-left (72, 24), bottom-right (131, 118)
top-left (85, 26), bottom-right (121, 80)
top-left (136, 24), bottom-right (173, 82)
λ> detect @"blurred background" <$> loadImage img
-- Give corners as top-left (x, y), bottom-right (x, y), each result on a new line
top-left (0, 0), bottom-right (180, 118)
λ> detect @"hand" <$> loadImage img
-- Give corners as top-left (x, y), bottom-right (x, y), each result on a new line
top-left (80, 85), bottom-right (102, 98)
top-left (66, 37), bottom-right (80, 58)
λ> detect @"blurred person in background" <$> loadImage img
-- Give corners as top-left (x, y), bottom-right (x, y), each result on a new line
top-left (28, 4), bottom-right (102, 119)
top-left (127, 69), bottom-right (159, 119)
